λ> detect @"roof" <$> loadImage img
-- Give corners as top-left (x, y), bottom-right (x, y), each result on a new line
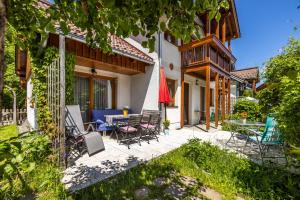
top-left (229, 0), bottom-right (241, 39)
top-left (256, 82), bottom-right (267, 91)
top-left (38, 1), bottom-right (153, 64)
top-left (230, 67), bottom-right (259, 81)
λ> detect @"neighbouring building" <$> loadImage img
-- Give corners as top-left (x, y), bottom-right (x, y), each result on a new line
top-left (230, 66), bottom-right (259, 93)
top-left (16, 0), bottom-right (242, 131)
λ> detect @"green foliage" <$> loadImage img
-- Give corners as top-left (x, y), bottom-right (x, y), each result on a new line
top-left (242, 89), bottom-right (253, 97)
top-left (183, 139), bottom-right (300, 199)
top-left (6, 0), bottom-right (228, 53)
top-left (0, 125), bottom-right (18, 141)
top-left (31, 47), bottom-right (59, 138)
top-left (3, 25), bottom-right (26, 108)
top-left (65, 53), bottom-right (75, 105)
top-left (257, 38), bottom-right (300, 147)
top-left (163, 119), bottom-right (170, 129)
top-left (0, 132), bottom-right (50, 197)
top-left (0, 132), bottom-right (69, 200)
top-left (233, 99), bottom-right (261, 121)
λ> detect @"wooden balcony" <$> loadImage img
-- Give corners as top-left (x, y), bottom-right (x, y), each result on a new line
top-left (179, 35), bottom-right (236, 76)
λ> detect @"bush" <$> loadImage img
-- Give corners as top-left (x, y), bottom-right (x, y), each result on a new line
top-left (233, 99), bottom-right (261, 121)
top-left (242, 89), bottom-right (253, 97)
top-left (0, 132), bottom-right (69, 200)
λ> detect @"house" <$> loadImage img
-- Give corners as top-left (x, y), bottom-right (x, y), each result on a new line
top-left (15, 0), bottom-right (241, 131)
top-left (231, 66), bottom-right (259, 93)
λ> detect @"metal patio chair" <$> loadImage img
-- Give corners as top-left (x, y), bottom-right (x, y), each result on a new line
top-left (65, 105), bottom-right (105, 157)
top-left (119, 115), bottom-right (142, 149)
top-left (140, 113), bottom-right (161, 143)
top-left (243, 115), bottom-right (287, 164)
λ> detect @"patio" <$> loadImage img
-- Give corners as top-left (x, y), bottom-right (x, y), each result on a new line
top-left (62, 127), bottom-right (235, 192)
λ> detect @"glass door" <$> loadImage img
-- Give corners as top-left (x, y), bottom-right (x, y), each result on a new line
top-left (74, 76), bottom-right (90, 122)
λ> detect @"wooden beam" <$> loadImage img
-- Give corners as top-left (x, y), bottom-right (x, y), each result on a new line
top-left (180, 70), bottom-right (185, 128)
top-left (183, 65), bottom-right (207, 73)
top-left (76, 56), bottom-right (145, 75)
top-left (222, 77), bottom-right (226, 122)
top-left (222, 17), bottom-right (227, 44)
top-left (206, 13), bottom-right (211, 37)
top-left (252, 79), bottom-right (256, 93)
top-left (205, 66), bottom-right (210, 130)
top-left (227, 79), bottom-right (231, 114)
top-left (216, 20), bottom-right (220, 39)
top-left (75, 71), bottom-right (117, 80)
top-left (228, 38), bottom-right (232, 52)
top-left (59, 35), bottom-right (66, 167)
top-left (215, 74), bottom-right (219, 127)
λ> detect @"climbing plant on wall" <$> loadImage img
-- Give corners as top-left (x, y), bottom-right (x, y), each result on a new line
top-left (30, 47), bottom-right (75, 139)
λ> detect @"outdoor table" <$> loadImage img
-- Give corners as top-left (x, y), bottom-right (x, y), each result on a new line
top-left (105, 113), bottom-right (141, 125)
top-left (104, 114), bottom-right (141, 141)
top-left (224, 120), bottom-right (265, 147)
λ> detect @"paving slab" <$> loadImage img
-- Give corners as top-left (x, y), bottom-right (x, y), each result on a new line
top-left (61, 128), bottom-right (235, 192)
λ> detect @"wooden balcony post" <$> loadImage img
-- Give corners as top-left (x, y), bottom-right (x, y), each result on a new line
top-left (206, 13), bottom-right (211, 36)
top-left (205, 66), bottom-right (211, 130)
top-left (222, 18), bottom-right (226, 44)
top-left (215, 73), bottom-right (219, 127)
top-left (180, 70), bottom-right (185, 128)
top-left (227, 79), bottom-right (231, 114)
top-left (216, 20), bottom-right (220, 39)
top-left (222, 76), bottom-right (226, 122)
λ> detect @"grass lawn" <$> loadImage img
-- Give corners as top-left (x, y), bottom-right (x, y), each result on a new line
top-left (73, 139), bottom-right (300, 200)
top-left (0, 124), bottom-right (18, 140)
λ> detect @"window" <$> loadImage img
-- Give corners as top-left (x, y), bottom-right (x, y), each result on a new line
top-left (210, 89), bottom-right (214, 106)
top-left (166, 78), bottom-right (176, 107)
top-left (74, 74), bottom-right (115, 122)
top-left (164, 32), bottom-right (179, 46)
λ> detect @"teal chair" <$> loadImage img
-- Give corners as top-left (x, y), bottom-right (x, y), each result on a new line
top-left (243, 115), bottom-right (287, 164)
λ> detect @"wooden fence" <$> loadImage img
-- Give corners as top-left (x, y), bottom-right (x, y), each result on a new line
top-left (0, 108), bottom-right (27, 126)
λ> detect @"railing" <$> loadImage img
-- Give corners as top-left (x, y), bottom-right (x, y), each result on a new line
top-left (0, 108), bottom-right (27, 126)
top-left (180, 35), bottom-right (235, 72)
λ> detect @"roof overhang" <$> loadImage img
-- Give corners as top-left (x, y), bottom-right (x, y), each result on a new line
top-left (228, 0), bottom-right (241, 39)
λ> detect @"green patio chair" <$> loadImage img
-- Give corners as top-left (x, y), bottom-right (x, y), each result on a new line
top-left (243, 115), bottom-right (287, 164)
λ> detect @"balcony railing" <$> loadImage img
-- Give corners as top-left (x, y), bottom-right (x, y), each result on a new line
top-left (179, 35), bottom-right (236, 73)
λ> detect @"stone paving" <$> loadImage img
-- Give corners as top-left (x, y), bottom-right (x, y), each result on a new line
top-left (62, 127), bottom-right (234, 192)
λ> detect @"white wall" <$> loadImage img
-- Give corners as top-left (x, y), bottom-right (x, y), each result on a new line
top-left (26, 76), bottom-right (37, 130)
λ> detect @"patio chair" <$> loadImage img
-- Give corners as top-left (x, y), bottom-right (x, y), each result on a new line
top-left (141, 109), bottom-right (160, 124)
top-left (140, 113), bottom-right (161, 143)
top-left (65, 105), bottom-right (105, 156)
top-left (119, 115), bottom-right (142, 149)
top-left (243, 115), bottom-right (287, 163)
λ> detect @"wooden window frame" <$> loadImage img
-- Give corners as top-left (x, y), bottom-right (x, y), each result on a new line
top-left (75, 71), bottom-right (117, 120)
top-left (166, 78), bottom-right (176, 107)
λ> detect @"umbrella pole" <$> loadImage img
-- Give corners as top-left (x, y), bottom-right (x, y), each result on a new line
top-left (164, 103), bottom-right (167, 120)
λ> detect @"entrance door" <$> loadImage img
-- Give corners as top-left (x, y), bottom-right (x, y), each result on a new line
top-left (184, 83), bottom-right (189, 125)
top-left (200, 86), bottom-right (205, 122)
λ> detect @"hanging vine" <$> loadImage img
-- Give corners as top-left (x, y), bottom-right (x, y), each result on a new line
top-left (30, 47), bottom-right (75, 139)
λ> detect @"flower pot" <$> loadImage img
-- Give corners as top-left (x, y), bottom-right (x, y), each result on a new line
top-left (123, 109), bottom-right (128, 117)
top-left (241, 118), bottom-right (246, 124)
top-left (164, 128), bottom-right (169, 135)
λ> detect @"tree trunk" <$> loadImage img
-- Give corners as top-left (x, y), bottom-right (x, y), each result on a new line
top-left (0, 0), bottom-right (6, 122)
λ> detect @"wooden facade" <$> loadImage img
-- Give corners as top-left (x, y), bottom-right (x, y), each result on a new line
top-left (48, 34), bottom-right (148, 75)
top-left (179, 0), bottom-right (240, 130)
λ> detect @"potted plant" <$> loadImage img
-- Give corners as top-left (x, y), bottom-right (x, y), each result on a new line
top-left (240, 112), bottom-right (247, 124)
top-left (123, 106), bottom-right (129, 117)
top-left (163, 119), bottom-right (170, 135)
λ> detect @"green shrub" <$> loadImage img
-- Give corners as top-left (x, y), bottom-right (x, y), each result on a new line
top-left (242, 89), bottom-right (253, 97)
top-left (233, 99), bottom-right (261, 121)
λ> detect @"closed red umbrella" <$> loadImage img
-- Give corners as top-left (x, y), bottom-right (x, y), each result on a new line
top-left (159, 67), bottom-right (171, 119)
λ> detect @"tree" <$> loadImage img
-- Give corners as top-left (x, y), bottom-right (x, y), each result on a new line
top-left (0, 0), bottom-right (229, 120)
top-left (257, 38), bottom-right (300, 147)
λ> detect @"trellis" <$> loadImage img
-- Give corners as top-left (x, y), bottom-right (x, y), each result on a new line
top-left (46, 35), bottom-right (66, 167)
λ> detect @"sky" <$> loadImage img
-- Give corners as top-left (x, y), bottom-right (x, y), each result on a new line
top-left (232, 0), bottom-right (300, 70)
